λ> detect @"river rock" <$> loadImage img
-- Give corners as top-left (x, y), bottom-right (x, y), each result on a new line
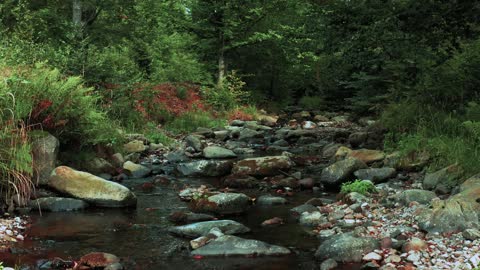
top-left (463, 228), bottom-right (480, 240)
top-left (31, 131), bottom-right (59, 185)
top-left (396, 189), bottom-right (437, 206)
top-left (348, 132), bottom-right (368, 148)
top-left (423, 164), bottom-right (463, 194)
top-left (315, 233), bottom-right (379, 263)
top-left (416, 174), bottom-right (480, 233)
top-left (48, 166), bottom-right (136, 207)
top-left (169, 220), bottom-right (250, 238)
top-left (84, 157), bottom-right (116, 175)
top-left (334, 146), bottom-right (353, 161)
top-left (29, 197), bottom-right (88, 212)
top-left (232, 156), bottom-right (293, 176)
top-left (185, 135), bottom-right (204, 152)
top-left (238, 128), bottom-right (262, 141)
top-left (299, 211), bottom-right (327, 227)
top-left (322, 143), bottom-right (343, 159)
top-left (290, 204), bottom-right (318, 216)
top-left (320, 158), bottom-right (367, 186)
top-left (214, 130), bottom-right (230, 141)
top-left (320, 258), bottom-right (338, 270)
top-left (203, 146), bottom-right (237, 159)
top-left (191, 235), bottom-right (290, 257)
top-left (384, 151), bottom-right (430, 171)
top-left (123, 140), bottom-right (146, 153)
top-left (354, 168), bottom-right (396, 183)
top-left (347, 149), bottom-right (385, 164)
top-left (203, 193), bottom-right (250, 214)
top-left (177, 160), bottom-right (233, 177)
top-left (123, 161), bottom-right (151, 178)
top-left (257, 195), bottom-right (287, 206)
top-left (223, 175), bottom-right (258, 188)
top-left (168, 211), bottom-right (215, 224)
top-left (230, 120), bottom-right (245, 126)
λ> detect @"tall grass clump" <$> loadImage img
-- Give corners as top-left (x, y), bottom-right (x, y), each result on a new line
top-left (0, 93), bottom-right (35, 207)
top-left (164, 111), bottom-right (227, 134)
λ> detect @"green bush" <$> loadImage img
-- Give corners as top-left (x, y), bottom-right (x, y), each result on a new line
top-left (341, 180), bottom-right (377, 195)
top-left (203, 71), bottom-right (250, 111)
top-left (0, 63), bottom-right (120, 146)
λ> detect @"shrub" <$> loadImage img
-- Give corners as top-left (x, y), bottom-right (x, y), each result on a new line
top-left (0, 63), bottom-right (120, 146)
top-left (203, 71), bottom-right (250, 111)
top-left (341, 180), bottom-right (377, 195)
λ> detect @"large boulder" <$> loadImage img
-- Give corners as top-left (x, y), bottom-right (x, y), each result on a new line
top-left (354, 167), bottom-right (396, 183)
top-left (191, 235), bottom-right (290, 257)
top-left (177, 160), bottom-right (233, 177)
top-left (48, 166), bottom-right (137, 207)
top-left (29, 197), bottom-right (88, 212)
top-left (320, 158), bottom-right (367, 186)
top-left (31, 131), bottom-right (59, 185)
top-left (314, 233), bottom-right (379, 263)
top-left (238, 128), bottom-right (262, 141)
top-left (169, 220), bottom-right (250, 238)
top-left (416, 174), bottom-right (480, 233)
top-left (347, 149), bottom-right (385, 164)
top-left (203, 146), bottom-right (237, 159)
top-left (232, 156), bottom-right (293, 176)
top-left (423, 164), bottom-right (463, 194)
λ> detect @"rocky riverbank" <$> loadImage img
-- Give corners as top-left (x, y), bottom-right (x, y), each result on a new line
top-left (3, 109), bottom-right (480, 270)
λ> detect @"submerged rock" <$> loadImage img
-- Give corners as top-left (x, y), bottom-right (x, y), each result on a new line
top-left (29, 197), bottom-right (88, 212)
top-left (191, 235), bottom-right (290, 256)
top-left (169, 220), bottom-right (250, 238)
top-left (80, 252), bottom-right (120, 268)
top-left (48, 166), bottom-right (136, 207)
top-left (257, 195), bottom-right (287, 206)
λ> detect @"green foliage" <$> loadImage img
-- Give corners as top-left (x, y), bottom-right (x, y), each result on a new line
top-left (164, 111), bottom-right (227, 134)
top-left (341, 180), bottom-right (377, 196)
top-left (0, 92), bottom-right (35, 204)
top-left (143, 122), bottom-right (173, 146)
top-left (298, 96), bottom-right (326, 111)
top-left (203, 71), bottom-right (250, 111)
top-left (0, 63), bottom-right (120, 146)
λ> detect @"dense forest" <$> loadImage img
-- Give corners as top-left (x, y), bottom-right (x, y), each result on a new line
top-left (2, 1), bottom-right (480, 269)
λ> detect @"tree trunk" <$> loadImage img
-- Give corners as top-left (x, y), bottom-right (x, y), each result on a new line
top-left (217, 49), bottom-right (225, 88)
top-left (72, 0), bottom-right (82, 27)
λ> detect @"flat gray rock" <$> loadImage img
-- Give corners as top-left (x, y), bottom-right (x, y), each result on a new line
top-left (203, 146), bottom-right (237, 159)
top-left (257, 195), bottom-right (287, 206)
top-left (191, 235), bottom-right (291, 256)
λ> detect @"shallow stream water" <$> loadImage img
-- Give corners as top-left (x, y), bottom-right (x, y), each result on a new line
top-left (2, 171), bottom-right (361, 269)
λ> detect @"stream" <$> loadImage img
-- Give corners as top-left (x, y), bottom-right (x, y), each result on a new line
top-left (2, 173), bottom-right (360, 269)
